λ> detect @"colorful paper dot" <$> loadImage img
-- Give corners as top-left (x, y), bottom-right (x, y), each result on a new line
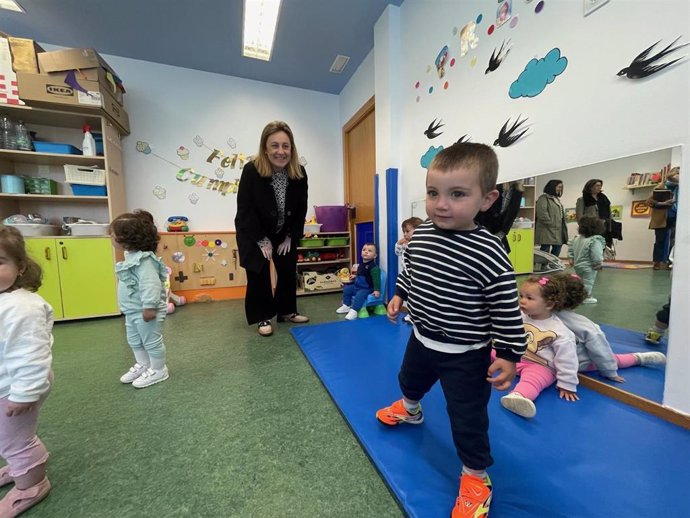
top-left (427, 65), bottom-right (432, 73)
top-left (220, 242), bottom-right (228, 249)
top-left (208, 242), bottom-right (216, 248)
top-left (215, 239), bottom-right (222, 246)
top-left (428, 86), bottom-right (434, 94)
top-left (444, 82), bottom-right (449, 90)
top-left (201, 240), bottom-right (209, 247)
top-left (415, 81), bottom-right (420, 88)
top-left (476, 14), bottom-right (483, 24)
top-left (487, 24), bottom-right (495, 35)
top-left (450, 58), bottom-right (456, 67)
top-left (183, 236), bottom-right (195, 247)
top-left (535, 1), bottom-right (545, 13)
top-left (510, 15), bottom-right (519, 28)
top-left (470, 57), bottom-right (477, 67)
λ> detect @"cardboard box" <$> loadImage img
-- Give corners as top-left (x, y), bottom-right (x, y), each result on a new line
top-left (7, 36), bottom-right (44, 73)
top-left (16, 72), bottom-right (130, 135)
top-left (38, 47), bottom-right (116, 76)
top-left (45, 67), bottom-right (123, 105)
top-left (301, 271), bottom-right (341, 292)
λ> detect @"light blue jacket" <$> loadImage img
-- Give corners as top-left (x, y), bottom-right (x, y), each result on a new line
top-left (115, 251), bottom-right (167, 314)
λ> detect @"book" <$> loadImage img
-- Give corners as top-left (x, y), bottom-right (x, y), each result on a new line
top-left (652, 189), bottom-right (672, 202)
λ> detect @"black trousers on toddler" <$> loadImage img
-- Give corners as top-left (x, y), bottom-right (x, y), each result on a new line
top-left (398, 333), bottom-right (493, 470)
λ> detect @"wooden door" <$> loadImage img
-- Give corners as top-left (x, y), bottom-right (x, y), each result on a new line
top-left (343, 97), bottom-right (376, 258)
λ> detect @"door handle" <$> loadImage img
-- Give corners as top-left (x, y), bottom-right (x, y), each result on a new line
top-left (44, 247), bottom-right (51, 260)
top-left (61, 246), bottom-right (68, 260)
top-left (517, 234), bottom-right (522, 242)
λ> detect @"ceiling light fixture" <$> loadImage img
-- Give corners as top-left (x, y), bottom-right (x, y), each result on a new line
top-left (242, 0), bottom-right (281, 61)
top-left (329, 55), bottom-right (351, 74)
top-left (0, 0), bottom-right (25, 13)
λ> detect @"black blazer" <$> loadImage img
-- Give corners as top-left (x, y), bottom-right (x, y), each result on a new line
top-left (235, 161), bottom-right (308, 273)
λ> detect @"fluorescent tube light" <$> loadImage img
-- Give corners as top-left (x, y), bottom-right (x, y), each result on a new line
top-left (0, 0), bottom-right (24, 13)
top-left (243, 0), bottom-right (281, 61)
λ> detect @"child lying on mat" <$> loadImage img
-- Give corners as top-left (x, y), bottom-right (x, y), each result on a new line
top-left (499, 273), bottom-right (666, 419)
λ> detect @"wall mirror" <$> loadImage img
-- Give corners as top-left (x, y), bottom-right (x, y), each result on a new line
top-left (410, 145), bottom-right (681, 424)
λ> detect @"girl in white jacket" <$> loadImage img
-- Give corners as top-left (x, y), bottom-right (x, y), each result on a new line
top-left (0, 225), bottom-right (53, 516)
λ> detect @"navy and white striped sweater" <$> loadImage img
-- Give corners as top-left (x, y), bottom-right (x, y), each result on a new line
top-left (397, 221), bottom-right (527, 362)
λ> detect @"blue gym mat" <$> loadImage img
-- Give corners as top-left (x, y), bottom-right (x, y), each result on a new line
top-left (581, 323), bottom-right (667, 403)
top-left (292, 317), bottom-right (690, 518)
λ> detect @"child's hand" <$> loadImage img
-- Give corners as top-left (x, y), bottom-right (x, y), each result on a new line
top-left (396, 237), bottom-right (406, 245)
top-left (387, 295), bottom-right (403, 323)
top-left (487, 358), bottom-right (516, 391)
top-left (559, 388), bottom-right (579, 401)
top-left (143, 308), bottom-right (157, 322)
top-left (5, 401), bottom-right (36, 417)
top-left (608, 375), bottom-right (626, 383)
top-left (373, 290), bottom-right (380, 298)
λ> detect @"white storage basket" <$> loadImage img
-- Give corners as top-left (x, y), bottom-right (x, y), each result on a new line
top-left (63, 165), bottom-right (106, 186)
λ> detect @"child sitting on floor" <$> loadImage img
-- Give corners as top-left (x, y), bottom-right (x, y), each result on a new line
top-left (501, 273), bottom-right (667, 418)
top-left (336, 243), bottom-right (381, 320)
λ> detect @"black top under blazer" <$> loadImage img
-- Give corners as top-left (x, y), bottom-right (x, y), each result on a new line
top-left (235, 161), bottom-right (308, 273)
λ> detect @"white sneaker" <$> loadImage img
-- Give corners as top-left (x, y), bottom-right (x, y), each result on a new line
top-left (634, 352), bottom-right (667, 366)
top-left (120, 363), bottom-right (149, 384)
top-left (345, 308), bottom-right (358, 320)
top-left (501, 392), bottom-right (536, 418)
top-left (336, 304), bottom-right (351, 314)
top-left (132, 366), bottom-right (169, 388)
top-left (582, 297), bottom-right (598, 304)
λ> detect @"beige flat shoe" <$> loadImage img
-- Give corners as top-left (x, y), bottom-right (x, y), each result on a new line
top-left (258, 320), bottom-right (273, 336)
top-left (277, 313), bottom-right (310, 324)
top-left (0, 477), bottom-right (51, 518)
top-left (0, 465), bottom-right (12, 488)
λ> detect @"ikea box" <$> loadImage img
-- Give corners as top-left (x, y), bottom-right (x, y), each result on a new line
top-left (16, 72), bottom-right (130, 135)
top-left (45, 68), bottom-right (124, 105)
top-left (69, 184), bottom-right (107, 196)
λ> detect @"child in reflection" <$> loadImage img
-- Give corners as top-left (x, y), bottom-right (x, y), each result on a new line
top-left (568, 216), bottom-right (606, 304)
top-left (335, 243), bottom-right (381, 321)
top-left (395, 217), bottom-right (424, 258)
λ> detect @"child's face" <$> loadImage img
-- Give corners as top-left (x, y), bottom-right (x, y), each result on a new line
top-left (426, 166), bottom-right (498, 231)
top-left (519, 282), bottom-right (554, 320)
top-left (0, 246), bottom-right (21, 293)
top-left (403, 225), bottom-right (416, 242)
top-left (361, 245), bottom-right (377, 262)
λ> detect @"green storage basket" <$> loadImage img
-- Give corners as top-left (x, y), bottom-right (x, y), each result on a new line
top-left (325, 237), bottom-right (349, 246)
top-left (299, 238), bottom-right (325, 247)
top-left (23, 177), bottom-right (58, 195)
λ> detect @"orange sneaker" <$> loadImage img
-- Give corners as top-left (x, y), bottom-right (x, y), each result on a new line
top-left (375, 399), bottom-right (424, 426)
top-left (452, 474), bottom-right (492, 518)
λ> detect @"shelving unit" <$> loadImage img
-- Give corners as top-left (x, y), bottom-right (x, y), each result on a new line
top-left (296, 230), bottom-right (351, 296)
top-left (509, 177), bottom-right (536, 274)
top-left (0, 103), bottom-right (127, 320)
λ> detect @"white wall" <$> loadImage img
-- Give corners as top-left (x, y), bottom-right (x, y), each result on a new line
top-left (369, 1), bottom-right (689, 412)
top-left (534, 147), bottom-right (674, 261)
top-left (98, 54), bottom-right (343, 231)
top-left (339, 50), bottom-right (374, 126)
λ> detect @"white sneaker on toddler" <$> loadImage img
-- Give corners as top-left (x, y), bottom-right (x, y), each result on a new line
top-left (120, 363), bottom-right (149, 384)
top-left (501, 392), bottom-right (536, 418)
top-left (336, 304), bottom-right (351, 314)
top-left (132, 366), bottom-right (169, 388)
top-left (582, 297), bottom-right (598, 304)
top-left (345, 309), bottom-right (358, 320)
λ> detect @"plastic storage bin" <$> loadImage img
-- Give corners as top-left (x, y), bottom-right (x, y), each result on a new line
top-left (314, 205), bottom-right (348, 232)
top-left (303, 223), bottom-right (322, 234)
top-left (325, 237), bottom-right (349, 246)
top-left (0, 175), bottom-right (25, 193)
top-left (70, 184), bottom-right (107, 196)
top-left (33, 142), bottom-right (82, 155)
top-left (64, 165), bottom-right (106, 185)
top-left (6, 224), bottom-right (60, 236)
top-left (299, 238), bottom-right (326, 247)
top-left (23, 177), bottom-right (58, 194)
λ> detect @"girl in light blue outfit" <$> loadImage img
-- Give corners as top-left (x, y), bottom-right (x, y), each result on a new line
top-left (568, 216), bottom-right (606, 304)
top-left (110, 210), bottom-right (169, 388)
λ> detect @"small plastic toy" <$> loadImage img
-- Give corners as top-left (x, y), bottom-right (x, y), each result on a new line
top-left (167, 216), bottom-right (189, 232)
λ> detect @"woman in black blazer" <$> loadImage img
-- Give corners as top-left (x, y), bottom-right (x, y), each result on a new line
top-left (235, 121), bottom-right (309, 336)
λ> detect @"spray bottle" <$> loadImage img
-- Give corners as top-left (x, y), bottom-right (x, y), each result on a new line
top-left (82, 124), bottom-right (96, 156)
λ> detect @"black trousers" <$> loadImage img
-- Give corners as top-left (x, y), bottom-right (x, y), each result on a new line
top-left (398, 333), bottom-right (493, 470)
top-left (244, 237), bottom-right (298, 325)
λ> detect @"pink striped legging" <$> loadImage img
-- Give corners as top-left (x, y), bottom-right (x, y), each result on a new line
top-left (494, 352), bottom-right (638, 401)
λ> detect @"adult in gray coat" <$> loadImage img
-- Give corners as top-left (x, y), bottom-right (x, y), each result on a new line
top-left (535, 179), bottom-right (568, 256)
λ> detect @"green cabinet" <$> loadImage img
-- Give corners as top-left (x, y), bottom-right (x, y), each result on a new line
top-left (26, 237), bottom-right (119, 320)
top-left (507, 229), bottom-right (534, 274)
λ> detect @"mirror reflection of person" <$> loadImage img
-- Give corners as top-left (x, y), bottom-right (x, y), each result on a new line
top-left (646, 166), bottom-right (679, 270)
top-left (576, 179), bottom-right (614, 247)
top-left (497, 1), bottom-right (511, 25)
top-left (235, 121), bottom-right (309, 337)
top-left (535, 180), bottom-right (568, 257)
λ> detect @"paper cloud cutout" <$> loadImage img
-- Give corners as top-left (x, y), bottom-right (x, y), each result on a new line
top-left (509, 48), bottom-right (568, 99)
top-left (420, 145), bottom-right (444, 169)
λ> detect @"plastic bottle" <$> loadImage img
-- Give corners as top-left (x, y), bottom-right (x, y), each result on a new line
top-left (0, 115), bottom-right (17, 150)
top-left (82, 123), bottom-right (96, 156)
top-left (14, 120), bottom-right (33, 151)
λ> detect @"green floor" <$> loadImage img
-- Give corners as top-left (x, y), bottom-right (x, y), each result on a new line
top-left (6, 267), bottom-right (671, 517)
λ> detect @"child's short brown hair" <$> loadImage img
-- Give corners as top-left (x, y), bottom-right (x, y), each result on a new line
top-left (401, 217), bottom-right (424, 232)
top-left (0, 225), bottom-right (42, 291)
top-left (577, 216), bottom-right (605, 237)
top-left (429, 142), bottom-right (499, 195)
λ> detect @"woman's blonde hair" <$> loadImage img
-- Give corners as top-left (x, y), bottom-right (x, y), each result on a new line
top-left (253, 121), bottom-right (304, 179)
